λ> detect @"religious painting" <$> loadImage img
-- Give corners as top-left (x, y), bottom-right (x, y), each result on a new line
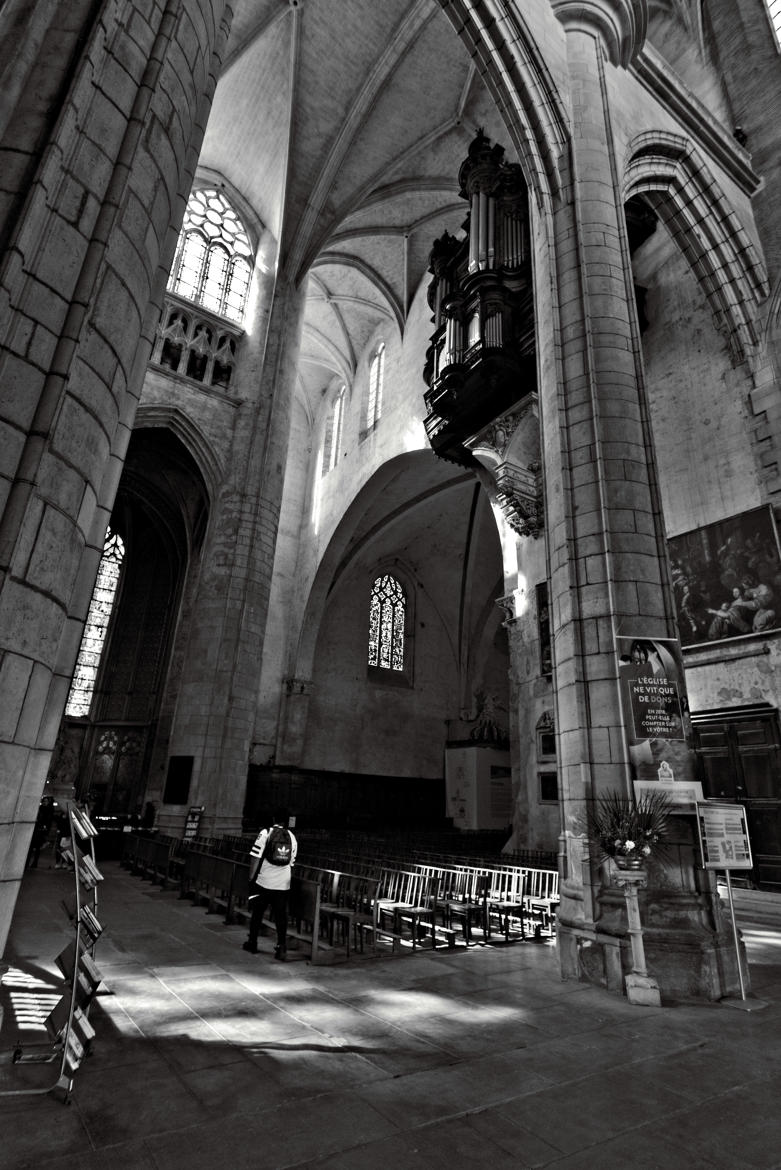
top-left (668, 505), bottom-right (781, 648)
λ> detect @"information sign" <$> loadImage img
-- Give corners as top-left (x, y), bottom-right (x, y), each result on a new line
top-left (696, 801), bottom-right (753, 870)
top-left (183, 805), bottom-right (204, 841)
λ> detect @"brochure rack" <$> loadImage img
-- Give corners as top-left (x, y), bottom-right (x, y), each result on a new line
top-left (2, 807), bottom-right (103, 1102)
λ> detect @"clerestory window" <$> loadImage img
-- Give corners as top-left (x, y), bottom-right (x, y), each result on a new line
top-left (322, 386), bottom-right (345, 475)
top-left (366, 342), bottom-right (385, 431)
top-left (65, 529), bottom-right (125, 718)
top-left (167, 189), bottom-right (252, 324)
top-left (368, 573), bottom-right (406, 673)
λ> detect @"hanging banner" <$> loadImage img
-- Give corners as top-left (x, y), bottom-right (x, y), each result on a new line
top-left (696, 801), bottom-right (753, 870)
top-left (617, 636), bottom-right (702, 805)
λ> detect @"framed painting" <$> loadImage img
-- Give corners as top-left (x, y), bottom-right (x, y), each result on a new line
top-left (669, 505), bottom-right (781, 648)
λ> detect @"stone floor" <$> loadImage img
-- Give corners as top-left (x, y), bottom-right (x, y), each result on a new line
top-left (1, 861), bottom-right (780, 1169)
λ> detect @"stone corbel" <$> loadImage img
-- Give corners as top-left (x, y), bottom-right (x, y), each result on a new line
top-left (467, 397), bottom-right (544, 537)
top-left (494, 462), bottom-right (544, 538)
top-left (495, 594), bottom-right (518, 624)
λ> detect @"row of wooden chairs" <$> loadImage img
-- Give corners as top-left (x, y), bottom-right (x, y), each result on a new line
top-left (297, 851), bottom-right (560, 943)
top-left (121, 834), bottom-right (559, 959)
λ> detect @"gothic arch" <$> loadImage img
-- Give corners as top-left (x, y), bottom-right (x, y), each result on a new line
top-left (292, 452), bottom-right (472, 691)
top-left (133, 404), bottom-right (223, 505)
top-left (623, 131), bottom-right (770, 366)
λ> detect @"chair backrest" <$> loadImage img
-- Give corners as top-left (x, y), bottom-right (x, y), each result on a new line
top-left (526, 868), bottom-right (559, 900)
top-left (487, 866), bottom-right (524, 902)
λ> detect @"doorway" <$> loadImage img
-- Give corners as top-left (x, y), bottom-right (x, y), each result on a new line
top-left (691, 704), bottom-right (781, 889)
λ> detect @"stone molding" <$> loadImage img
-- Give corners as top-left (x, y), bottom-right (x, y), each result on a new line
top-left (550, 0), bottom-right (647, 68)
top-left (630, 44), bottom-right (759, 198)
top-left (624, 132), bottom-right (769, 368)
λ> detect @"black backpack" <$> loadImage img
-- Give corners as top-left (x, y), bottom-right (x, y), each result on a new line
top-left (263, 826), bottom-right (292, 866)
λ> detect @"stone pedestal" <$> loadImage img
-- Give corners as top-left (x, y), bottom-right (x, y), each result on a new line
top-left (614, 866), bottom-right (662, 1007)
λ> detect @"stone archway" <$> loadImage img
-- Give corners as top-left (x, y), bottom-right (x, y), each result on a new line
top-left (47, 428), bottom-right (210, 821)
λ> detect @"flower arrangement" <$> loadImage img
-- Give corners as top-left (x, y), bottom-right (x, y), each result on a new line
top-left (587, 789), bottom-right (674, 863)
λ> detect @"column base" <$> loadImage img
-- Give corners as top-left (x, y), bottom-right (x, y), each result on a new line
top-left (625, 972), bottom-right (662, 1007)
top-left (558, 913), bottom-right (748, 1002)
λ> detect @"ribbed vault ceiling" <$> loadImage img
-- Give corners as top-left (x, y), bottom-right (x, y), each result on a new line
top-left (197, 0), bottom-right (510, 418)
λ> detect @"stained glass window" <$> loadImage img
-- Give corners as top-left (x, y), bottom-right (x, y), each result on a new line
top-left (766, 0), bottom-right (781, 49)
top-left (367, 343), bottom-right (385, 429)
top-left (65, 530), bottom-right (125, 717)
top-left (368, 573), bottom-right (405, 671)
top-left (322, 386), bottom-right (345, 475)
top-left (167, 189), bottom-right (252, 324)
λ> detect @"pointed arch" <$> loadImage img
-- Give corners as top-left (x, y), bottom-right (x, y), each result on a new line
top-left (623, 132), bottom-right (769, 366)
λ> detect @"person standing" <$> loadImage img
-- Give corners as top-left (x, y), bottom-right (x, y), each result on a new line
top-left (243, 809), bottom-right (297, 960)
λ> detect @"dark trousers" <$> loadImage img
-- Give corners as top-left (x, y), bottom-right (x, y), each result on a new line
top-left (248, 887), bottom-right (288, 951)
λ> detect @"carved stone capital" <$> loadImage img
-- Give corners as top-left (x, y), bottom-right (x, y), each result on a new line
top-left (551, 0), bottom-right (647, 68)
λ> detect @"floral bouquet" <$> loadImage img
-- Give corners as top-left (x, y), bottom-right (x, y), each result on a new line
top-left (586, 789), bottom-right (674, 863)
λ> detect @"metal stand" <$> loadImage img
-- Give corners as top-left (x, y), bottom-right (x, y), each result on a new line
top-left (614, 868), bottom-right (662, 1008)
top-left (2, 808), bottom-right (103, 1101)
top-left (720, 869), bottom-right (767, 1012)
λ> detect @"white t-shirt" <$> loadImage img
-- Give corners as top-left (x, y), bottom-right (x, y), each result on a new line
top-left (249, 824), bottom-right (298, 891)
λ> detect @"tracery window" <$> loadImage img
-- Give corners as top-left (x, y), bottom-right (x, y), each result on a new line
top-left (65, 530), bottom-right (125, 718)
top-left (322, 386), bottom-right (345, 475)
top-left (366, 342), bottom-right (385, 430)
top-left (167, 189), bottom-right (252, 324)
top-left (368, 573), bottom-right (405, 672)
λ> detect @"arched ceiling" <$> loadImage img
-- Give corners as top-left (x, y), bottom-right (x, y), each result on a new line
top-left (197, 0), bottom-right (511, 419)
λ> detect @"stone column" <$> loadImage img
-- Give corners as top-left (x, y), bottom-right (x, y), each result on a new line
top-left (165, 274), bottom-right (308, 835)
top-left (547, 0), bottom-right (739, 999)
top-left (0, 0), bottom-right (231, 958)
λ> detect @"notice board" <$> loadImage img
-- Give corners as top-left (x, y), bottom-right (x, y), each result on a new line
top-left (696, 801), bottom-right (753, 870)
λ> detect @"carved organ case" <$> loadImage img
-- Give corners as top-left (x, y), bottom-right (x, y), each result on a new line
top-left (423, 131), bottom-right (537, 468)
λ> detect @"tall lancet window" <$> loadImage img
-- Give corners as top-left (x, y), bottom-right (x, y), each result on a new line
top-left (368, 573), bottom-right (405, 672)
top-left (366, 342), bottom-right (385, 430)
top-left (322, 386), bottom-right (345, 475)
top-left (167, 188), bottom-right (252, 324)
top-left (65, 530), bottom-right (125, 718)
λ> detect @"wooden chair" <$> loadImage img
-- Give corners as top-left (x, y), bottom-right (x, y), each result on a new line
top-left (524, 868), bottom-right (559, 937)
top-left (320, 873), bottom-right (380, 956)
top-left (376, 870), bottom-right (437, 951)
top-left (446, 871), bottom-right (491, 944)
top-left (487, 867), bottom-right (527, 942)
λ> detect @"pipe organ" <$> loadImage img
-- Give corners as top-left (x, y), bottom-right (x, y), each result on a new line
top-left (423, 131), bottom-right (536, 467)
